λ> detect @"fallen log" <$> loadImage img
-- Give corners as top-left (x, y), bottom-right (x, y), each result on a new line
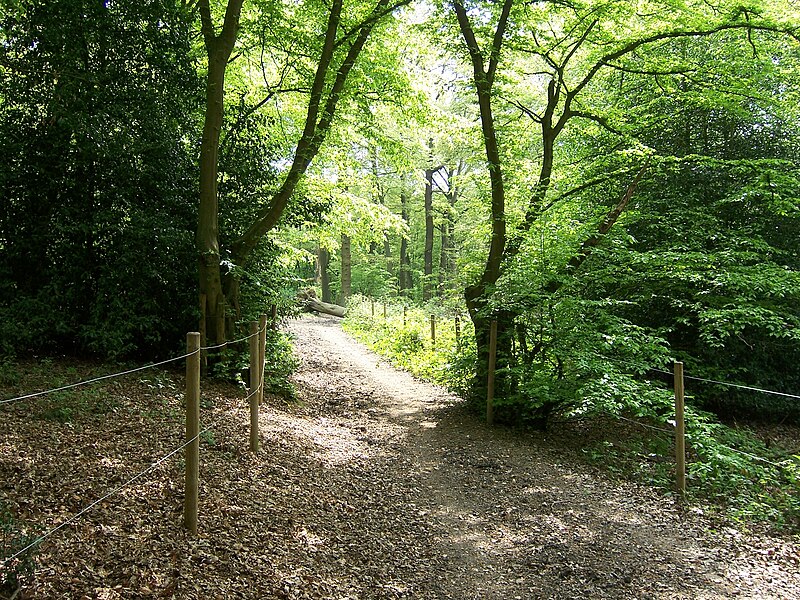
top-left (305, 298), bottom-right (346, 318)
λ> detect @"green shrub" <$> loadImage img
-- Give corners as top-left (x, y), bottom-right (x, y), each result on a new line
top-left (1, 502), bottom-right (39, 593)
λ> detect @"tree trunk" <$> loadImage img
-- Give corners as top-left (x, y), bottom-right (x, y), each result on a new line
top-left (398, 190), bottom-right (412, 295)
top-left (229, 0), bottom-right (410, 268)
top-left (453, 0), bottom-right (513, 404)
top-left (317, 245), bottom-right (332, 303)
top-left (423, 165), bottom-right (434, 301)
top-left (339, 233), bottom-right (351, 304)
top-left (197, 0), bottom-right (244, 346)
top-left (305, 298), bottom-right (346, 317)
top-left (438, 222), bottom-right (449, 295)
top-left (438, 165), bottom-right (459, 296)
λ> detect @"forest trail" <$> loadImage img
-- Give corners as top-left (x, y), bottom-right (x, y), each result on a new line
top-left (278, 315), bottom-right (800, 600)
top-left (3, 315), bottom-right (799, 599)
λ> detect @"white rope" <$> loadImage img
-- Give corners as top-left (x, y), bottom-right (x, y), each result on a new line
top-left (1, 422), bottom-right (215, 568)
top-left (711, 443), bottom-right (791, 469)
top-left (200, 324), bottom-right (268, 352)
top-left (0, 323), bottom-right (272, 407)
top-left (2, 326), bottom-right (270, 569)
top-left (0, 350), bottom-right (200, 406)
top-left (649, 368), bottom-right (799, 400)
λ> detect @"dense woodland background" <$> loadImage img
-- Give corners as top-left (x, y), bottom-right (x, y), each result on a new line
top-left (1, 0), bottom-right (799, 532)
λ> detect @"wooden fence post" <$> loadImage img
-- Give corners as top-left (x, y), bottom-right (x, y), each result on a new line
top-left (184, 332), bottom-right (200, 534)
top-left (454, 315), bottom-right (461, 351)
top-left (249, 321), bottom-right (260, 453)
top-left (258, 314), bottom-right (267, 405)
top-left (383, 302), bottom-right (387, 318)
top-left (486, 319), bottom-right (498, 425)
top-left (403, 306), bottom-right (407, 327)
top-left (674, 361), bottom-right (686, 498)
top-left (430, 314), bottom-right (436, 344)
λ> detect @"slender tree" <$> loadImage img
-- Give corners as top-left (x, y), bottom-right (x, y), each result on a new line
top-left (196, 0), bottom-right (410, 344)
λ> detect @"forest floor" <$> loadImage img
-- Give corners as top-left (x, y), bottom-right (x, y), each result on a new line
top-left (1, 314), bottom-right (799, 599)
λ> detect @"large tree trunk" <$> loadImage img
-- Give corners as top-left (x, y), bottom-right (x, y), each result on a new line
top-left (306, 297), bottom-right (346, 317)
top-left (229, 0), bottom-right (410, 270)
top-left (197, 0), bottom-right (244, 346)
top-left (438, 164), bottom-right (460, 296)
top-left (453, 0), bottom-right (513, 408)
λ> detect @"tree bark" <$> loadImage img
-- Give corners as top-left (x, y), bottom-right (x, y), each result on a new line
top-left (305, 298), bottom-right (346, 317)
top-left (339, 233), bottom-right (351, 304)
top-left (453, 0), bottom-right (513, 404)
top-left (423, 164), bottom-right (435, 301)
top-left (317, 245), bottom-right (332, 303)
top-left (398, 190), bottom-right (412, 294)
top-left (438, 162), bottom-right (460, 296)
top-left (438, 221), bottom-right (449, 295)
top-left (197, 0), bottom-right (244, 346)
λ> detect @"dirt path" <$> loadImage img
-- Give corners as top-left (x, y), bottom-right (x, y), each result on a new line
top-left (279, 314), bottom-right (800, 599)
top-left (3, 315), bottom-right (798, 598)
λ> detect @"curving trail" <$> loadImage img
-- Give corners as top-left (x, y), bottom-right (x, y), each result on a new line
top-left (3, 314), bottom-right (797, 598)
top-left (279, 314), bottom-right (799, 600)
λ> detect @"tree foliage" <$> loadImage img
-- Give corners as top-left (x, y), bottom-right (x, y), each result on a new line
top-left (0, 0), bottom-right (201, 357)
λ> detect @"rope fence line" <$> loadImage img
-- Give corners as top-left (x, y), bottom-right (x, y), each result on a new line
top-left (0, 326), bottom-right (269, 408)
top-left (1, 417), bottom-right (220, 570)
top-left (2, 336), bottom-right (264, 566)
top-left (2, 318), bottom-right (271, 573)
top-left (366, 299), bottom-right (798, 403)
top-left (648, 368), bottom-right (800, 401)
top-left (374, 304), bottom-right (800, 495)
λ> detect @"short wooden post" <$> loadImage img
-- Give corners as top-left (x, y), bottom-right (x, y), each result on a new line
top-left (430, 314), bottom-right (436, 344)
top-left (674, 361), bottom-right (686, 498)
top-left (486, 319), bottom-right (498, 425)
top-left (258, 314), bottom-right (267, 405)
top-left (383, 303), bottom-right (387, 318)
top-left (454, 315), bottom-right (461, 350)
top-left (184, 332), bottom-right (201, 534)
top-left (371, 299), bottom-right (375, 317)
top-left (403, 306), bottom-right (407, 327)
top-left (249, 321), bottom-right (260, 453)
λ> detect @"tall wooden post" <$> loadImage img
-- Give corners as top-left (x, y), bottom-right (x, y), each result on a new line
top-left (184, 332), bottom-right (201, 534)
top-left (258, 314), bottom-right (267, 405)
top-left (454, 315), bottom-right (461, 351)
top-left (486, 319), bottom-right (498, 425)
top-left (249, 321), bottom-right (260, 453)
top-left (430, 314), bottom-right (436, 344)
top-left (674, 361), bottom-right (686, 498)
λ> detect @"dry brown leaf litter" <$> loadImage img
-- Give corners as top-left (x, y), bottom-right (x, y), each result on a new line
top-left (0, 314), bottom-right (797, 599)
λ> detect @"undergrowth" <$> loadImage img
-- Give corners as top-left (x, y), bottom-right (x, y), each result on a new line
top-left (209, 328), bottom-right (298, 400)
top-left (343, 295), bottom-right (474, 397)
top-left (0, 502), bottom-right (39, 594)
top-left (344, 297), bottom-right (800, 534)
